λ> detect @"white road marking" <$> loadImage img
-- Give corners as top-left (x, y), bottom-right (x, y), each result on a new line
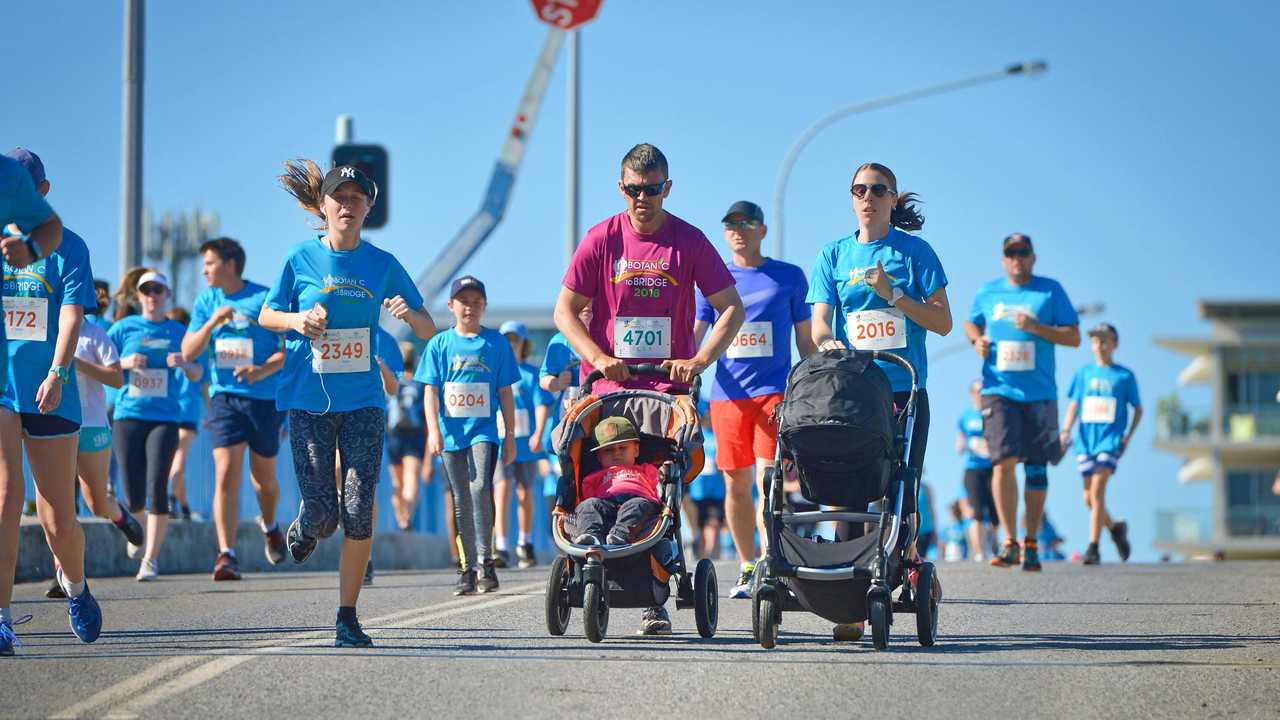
top-left (48, 656), bottom-right (204, 719)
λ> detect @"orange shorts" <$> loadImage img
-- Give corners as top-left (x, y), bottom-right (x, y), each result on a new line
top-left (709, 393), bottom-right (783, 471)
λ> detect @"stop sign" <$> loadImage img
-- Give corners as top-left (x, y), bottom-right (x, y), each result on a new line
top-left (529, 0), bottom-right (602, 30)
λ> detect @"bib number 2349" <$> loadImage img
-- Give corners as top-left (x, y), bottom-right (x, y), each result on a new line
top-left (311, 328), bottom-right (370, 374)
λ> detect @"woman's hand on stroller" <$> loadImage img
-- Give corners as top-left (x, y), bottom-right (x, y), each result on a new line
top-left (817, 338), bottom-right (846, 352)
top-left (661, 357), bottom-right (706, 385)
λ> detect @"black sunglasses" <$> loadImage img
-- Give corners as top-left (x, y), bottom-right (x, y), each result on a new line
top-left (1004, 247), bottom-right (1032, 258)
top-left (622, 181), bottom-right (668, 199)
top-left (138, 283), bottom-right (167, 296)
top-left (724, 219), bottom-right (761, 231)
top-left (850, 183), bottom-right (896, 199)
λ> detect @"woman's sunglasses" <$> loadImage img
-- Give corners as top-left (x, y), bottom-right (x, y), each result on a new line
top-left (850, 183), bottom-right (896, 199)
top-left (622, 181), bottom-right (668, 199)
top-left (138, 283), bottom-right (167, 296)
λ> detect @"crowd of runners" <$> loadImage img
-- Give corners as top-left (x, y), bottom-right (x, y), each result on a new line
top-left (0, 141), bottom-right (1142, 652)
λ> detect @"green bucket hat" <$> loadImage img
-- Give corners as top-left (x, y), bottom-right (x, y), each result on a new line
top-left (592, 416), bottom-right (640, 451)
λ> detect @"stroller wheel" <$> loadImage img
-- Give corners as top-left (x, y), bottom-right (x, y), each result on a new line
top-left (583, 581), bottom-right (609, 643)
top-left (756, 592), bottom-right (780, 649)
top-left (915, 562), bottom-right (940, 647)
top-left (868, 590), bottom-right (891, 651)
top-left (693, 558), bottom-right (718, 638)
top-left (544, 555), bottom-right (572, 636)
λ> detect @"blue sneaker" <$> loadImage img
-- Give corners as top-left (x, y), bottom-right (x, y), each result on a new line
top-left (67, 582), bottom-right (103, 643)
top-left (1, 615), bottom-right (33, 657)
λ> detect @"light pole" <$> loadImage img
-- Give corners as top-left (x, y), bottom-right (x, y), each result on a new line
top-left (772, 61), bottom-right (1048, 260)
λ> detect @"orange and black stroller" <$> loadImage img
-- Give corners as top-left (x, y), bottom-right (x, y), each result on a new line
top-left (544, 364), bottom-right (718, 642)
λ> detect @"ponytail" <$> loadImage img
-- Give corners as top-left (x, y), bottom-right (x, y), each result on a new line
top-left (890, 192), bottom-right (924, 231)
top-left (278, 158), bottom-right (326, 224)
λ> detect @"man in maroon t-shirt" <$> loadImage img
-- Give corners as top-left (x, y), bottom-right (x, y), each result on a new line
top-left (553, 143), bottom-right (743, 635)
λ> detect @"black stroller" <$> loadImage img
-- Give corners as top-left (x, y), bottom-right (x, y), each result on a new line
top-left (752, 349), bottom-right (941, 650)
top-left (544, 365), bottom-right (718, 642)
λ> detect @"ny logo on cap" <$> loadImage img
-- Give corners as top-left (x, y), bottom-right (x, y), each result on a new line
top-left (340, 167), bottom-right (356, 179)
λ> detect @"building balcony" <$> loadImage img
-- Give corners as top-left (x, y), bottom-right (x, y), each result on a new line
top-left (1155, 405), bottom-right (1280, 460)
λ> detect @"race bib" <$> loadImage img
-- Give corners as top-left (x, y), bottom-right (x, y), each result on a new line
top-left (310, 328), bottom-right (370, 374)
top-left (499, 407), bottom-right (532, 437)
top-left (2, 296), bottom-right (48, 342)
top-left (995, 340), bottom-right (1035, 372)
top-left (726, 321), bottom-right (773, 359)
top-left (1082, 396), bottom-right (1117, 424)
top-left (444, 381), bottom-right (490, 418)
top-left (967, 436), bottom-right (990, 458)
top-left (846, 308), bottom-right (906, 351)
top-left (614, 316), bottom-right (671, 359)
top-left (128, 368), bottom-right (168, 398)
top-left (215, 337), bottom-right (254, 369)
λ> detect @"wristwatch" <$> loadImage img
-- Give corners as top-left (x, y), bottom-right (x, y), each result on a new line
top-left (24, 235), bottom-right (44, 262)
top-left (49, 365), bottom-right (70, 383)
top-left (888, 287), bottom-right (904, 306)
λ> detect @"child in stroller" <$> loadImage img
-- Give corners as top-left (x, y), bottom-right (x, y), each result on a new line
top-left (572, 416), bottom-right (661, 547)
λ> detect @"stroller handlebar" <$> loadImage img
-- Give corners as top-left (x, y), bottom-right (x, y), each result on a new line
top-left (581, 362), bottom-right (702, 401)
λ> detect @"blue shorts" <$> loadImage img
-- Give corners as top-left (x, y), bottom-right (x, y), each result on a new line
top-left (386, 430), bottom-right (425, 463)
top-left (79, 426), bottom-right (113, 453)
top-left (208, 393), bottom-right (283, 457)
top-left (1078, 453), bottom-right (1119, 478)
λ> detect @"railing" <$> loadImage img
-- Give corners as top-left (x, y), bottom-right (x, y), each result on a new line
top-left (1226, 506), bottom-right (1280, 538)
top-left (1154, 508), bottom-right (1213, 545)
top-left (1223, 405), bottom-right (1280, 440)
top-left (1156, 404), bottom-right (1213, 441)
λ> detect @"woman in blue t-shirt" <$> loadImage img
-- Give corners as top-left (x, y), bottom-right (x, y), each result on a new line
top-left (165, 306), bottom-right (207, 520)
top-left (386, 340), bottom-right (427, 532)
top-left (806, 162), bottom-right (953, 641)
top-left (261, 160), bottom-right (436, 648)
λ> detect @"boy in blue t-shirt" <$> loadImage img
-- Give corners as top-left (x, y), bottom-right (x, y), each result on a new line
top-left (1059, 323), bottom-right (1141, 565)
top-left (418, 276), bottom-right (519, 595)
top-left (955, 379), bottom-right (996, 561)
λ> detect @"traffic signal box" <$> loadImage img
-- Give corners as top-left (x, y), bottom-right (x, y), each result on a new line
top-left (331, 144), bottom-right (389, 229)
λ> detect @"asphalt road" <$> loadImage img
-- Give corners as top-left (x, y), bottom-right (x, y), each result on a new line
top-left (3, 560), bottom-right (1278, 719)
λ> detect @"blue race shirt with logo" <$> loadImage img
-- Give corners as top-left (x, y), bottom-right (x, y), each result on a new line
top-left (696, 259), bottom-right (810, 401)
top-left (968, 276), bottom-right (1078, 403)
top-left (374, 326), bottom-right (404, 412)
top-left (416, 327), bottom-right (520, 452)
top-left (0, 156), bottom-right (57, 398)
top-left (958, 407), bottom-right (992, 470)
top-left (1, 229), bottom-right (95, 422)
top-left (507, 362), bottom-right (555, 463)
top-left (539, 331), bottom-right (580, 451)
top-left (265, 237), bottom-right (424, 414)
top-left (176, 352), bottom-right (208, 425)
top-left (108, 316), bottom-right (187, 422)
top-left (188, 281), bottom-right (281, 401)
top-left (1068, 362), bottom-right (1141, 456)
top-left (806, 228), bottom-right (948, 392)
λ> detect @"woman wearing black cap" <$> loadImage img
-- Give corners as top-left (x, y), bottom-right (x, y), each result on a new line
top-left (260, 159), bottom-right (436, 647)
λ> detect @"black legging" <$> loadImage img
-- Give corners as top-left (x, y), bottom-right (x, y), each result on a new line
top-left (113, 418), bottom-right (180, 514)
top-left (838, 389), bottom-right (929, 540)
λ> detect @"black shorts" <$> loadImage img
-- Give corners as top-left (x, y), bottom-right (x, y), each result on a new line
top-left (980, 395), bottom-right (1060, 465)
top-left (386, 430), bottom-right (426, 463)
top-left (20, 412), bottom-right (80, 439)
top-left (694, 498), bottom-right (725, 527)
top-left (208, 393), bottom-right (284, 457)
top-left (178, 421), bottom-right (198, 432)
top-left (963, 467), bottom-right (998, 526)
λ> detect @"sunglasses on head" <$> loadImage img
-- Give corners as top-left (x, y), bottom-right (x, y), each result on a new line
top-left (622, 180), bottom-right (668, 199)
top-left (1003, 247), bottom-right (1032, 258)
top-left (724, 219), bottom-right (761, 231)
top-left (850, 183), bottom-right (895, 199)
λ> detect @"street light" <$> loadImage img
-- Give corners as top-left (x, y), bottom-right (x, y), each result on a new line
top-left (772, 60), bottom-right (1048, 259)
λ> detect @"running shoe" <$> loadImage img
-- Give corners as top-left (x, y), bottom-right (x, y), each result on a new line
top-left (637, 606), bottom-right (672, 636)
top-left (0, 615), bottom-right (32, 657)
top-left (1111, 520), bottom-right (1132, 562)
top-left (264, 525), bottom-right (287, 565)
top-left (516, 543), bottom-right (537, 569)
top-left (286, 517), bottom-right (316, 564)
top-left (66, 581), bottom-right (103, 643)
top-left (493, 549), bottom-right (511, 569)
top-left (832, 622), bottom-right (865, 642)
top-left (1083, 543), bottom-right (1101, 565)
top-left (46, 577), bottom-right (67, 599)
top-left (335, 615), bottom-right (373, 648)
top-left (730, 562), bottom-right (755, 599)
top-left (1022, 544), bottom-right (1042, 572)
top-left (212, 552), bottom-right (241, 581)
top-left (454, 569), bottom-right (478, 596)
top-left (990, 541), bottom-right (1021, 568)
top-left (478, 560), bottom-right (499, 593)
top-left (136, 559), bottom-right (159, 582)
top-left (116, 504), bottom-right (145, 547)
top-left (363, 561), bottom-right (374, 587)
top-left (126, 541), bottom-right (144, 560)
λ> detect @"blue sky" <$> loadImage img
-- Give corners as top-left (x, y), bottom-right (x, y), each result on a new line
top-left (7, 1), bottom-right (1280, 560)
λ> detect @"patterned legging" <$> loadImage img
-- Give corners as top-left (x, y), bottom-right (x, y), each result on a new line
top-left (288, 407), bottom-right (385, 541)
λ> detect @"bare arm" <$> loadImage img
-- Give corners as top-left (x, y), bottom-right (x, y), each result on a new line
top-left (2, 212), bottom-right (63, 268)
top-left (181, 305), bottom-right (234, 362)
top-left (693, 319), bottom-right (710, 347)
top-left (75, 357), bottom-right (123, 388)
top-left (1014, 312), bottom-right (1080, 348)
top-left (498, 386), bottom-right (517, 465)
top-left (1122, 406), bottom-right (1144, 454)
top-left (793, 318), bottom-right (817, 358)
top-left (693, 286), bottom-right (745, 368)
top-left (811, 302), bottom-right (843, 350)
top-left (34, 304), bottom-right (84, 413)
top-left (553, 286), bottom-right (613, 375)
top-left (955, 431), bottom-right (967, 455)
top-left (424, 385), bottom-right (443, 456)
top-left (530, 403), bottom-right (550, 454)
top-left (896, 287), bottom-right (953, 336)
top-left (375, 358), bottom-right (398, 395)
top-left (963, 320), bottom-right (991, 359)
top-left (1058, 400), bottom-right (1079, 449)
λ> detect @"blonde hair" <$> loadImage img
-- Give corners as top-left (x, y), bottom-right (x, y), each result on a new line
top-left (278, 158), bottom-right (326, 226)
top-left (399, 340), bottom-right (418, 369)
top-left (113, 266), bottom-right (151, 321)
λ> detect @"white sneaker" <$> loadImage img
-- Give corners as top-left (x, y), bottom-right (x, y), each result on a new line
top-left (136, 559), bottom-right (158, 582)
top-left (126, 542), bottom-right (143, 559)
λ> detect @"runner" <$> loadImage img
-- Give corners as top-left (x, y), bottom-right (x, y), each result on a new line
top-left (88, 280), bottom-right (112, 331)
top-left (694, 199), bottom-right (814, 599)
top-left (417, 276), bottom-right (518, 595)
top-left (166, 306), bottom-right (206, 521)
top-left (359, 325), bottom-right (405, 585)
top-left (808, 162), bottom-right (952, 640)
top-left (1060, 322), bottom-right (1139, 564)
top-left (261, 159), bottom-right (435, 647)
top-left (182, 236), bottom-right (288, 580)
top-left (552, 143), bottom-right (744, 635)
top-left (493, 320), bottom-right (554, 569)
top-left (964, 232), bottom-right (1080, 571)
top-left (956, 379), bottom-right (996, 561)
top-left (686, 401), bottom-right (725, 560)
top-left (385, 340), bottom-right (425, 532)
top-left (110, 270), bottom-right (204, 581)
top-left (0, 148), bottom-right (94, 655)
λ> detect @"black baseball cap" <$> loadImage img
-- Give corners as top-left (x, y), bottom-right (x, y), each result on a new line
top-left (1003, 233), bottom-right (1033, 251)
top-left (1088, 322), bottom-right (1119, 342)
top-left (450, 275), bottom-right (486, 300)
top-left (321, 165), bottom-right (377, 203)
top-left (721, 200), bottom-right (764, 224)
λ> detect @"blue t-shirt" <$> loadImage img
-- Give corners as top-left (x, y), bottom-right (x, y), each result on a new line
top-left (1, 229), bottom-right (95, 422)
top-left (806, 228), bottom-right (948, 392)
top-left (374, 326), bottom-right (404, 410)
top-left (539, 331), bottom-right (580, 451)
top-left (188, 281), bottom-right (282, 401)
top-left (176, 352), bottom-right (209, 425)
top-left (108, 315), bottom-right (188, 422)
top-left (416, 327), bottom-right (521, 452)
top-left (265, 237), bottom-right (424, 414)
top-left (0, 156), bottom-right (57, 398)
top-left (696, 259), bottom-right (810, 401)
top-left (968, 276), bottom-right (1078, 403)
top-left (85, 314), bottom-right (112, 332)
top-left (958, 407), bottom-right (992, 470)
top-left (388, 379), bottom-right (426, 433)
top-left (1068, 362), bottom-right (1141, 456)
top-left (688, 426), bottom-right (725, 501)
top-left (506, 362), bottom-right (556, 463)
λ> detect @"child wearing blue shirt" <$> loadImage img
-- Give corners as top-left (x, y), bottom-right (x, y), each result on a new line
top-left (418, 276), bottom-right (518, 596)
top-left (1059, 323), bottom-right (1141, 565)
